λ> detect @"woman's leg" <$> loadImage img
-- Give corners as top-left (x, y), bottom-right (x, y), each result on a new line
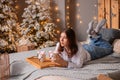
top-left (87, 20), bottom-right (94, 35)
top-left (83, 44), bottom-right (113, 60)
top-left (94, 19), bottom-right (106, 33)
top-left (84, 18), bottom-right (113, 60)
top-left (89, 34), bottom-right (112, 48)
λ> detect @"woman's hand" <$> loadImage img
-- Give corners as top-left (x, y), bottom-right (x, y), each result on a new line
top-left (54, 54), bottom-right (68, 67)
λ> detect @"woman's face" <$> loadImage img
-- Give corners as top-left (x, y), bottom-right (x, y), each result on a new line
top-left (60, 32), bottom-right (69, 47)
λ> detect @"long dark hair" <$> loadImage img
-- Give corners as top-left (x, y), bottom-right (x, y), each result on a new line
top-left (58, 28), bottom-right (78, 56)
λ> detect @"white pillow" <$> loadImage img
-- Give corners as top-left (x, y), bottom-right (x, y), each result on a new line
top-left (112, 39), bottom-right (120, 54)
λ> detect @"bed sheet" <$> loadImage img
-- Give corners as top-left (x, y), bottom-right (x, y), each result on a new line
top-left (9, 47), bottom-right (120, 80)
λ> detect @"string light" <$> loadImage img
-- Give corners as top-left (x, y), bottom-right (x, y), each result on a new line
top-left (76, 3), bottom-right (80, 7)
top-left (93, 16), bottom-right (97, 20)
top-left (56, 30), bottom-right (60, 34)
top-left (65, 0), bottom-right (70, 28)
top-left (76, 14), bottom-right (80, 19)
top-left (94, 4), bottom-right (97, 7)
top-left (66, 6), bottom-right (69, 9)
top-left (56, 18), bottom-right (60, 22)
top-left (66, 16), bottom-right (70, 20)
top-left (15, 5), bottom-right (19, 9)
top-left (92, 2), bottom-right (98, 21)
top-left (55, 6), bottom-right (59, 11)
top-left (80, 20), bottom-right (83, 24)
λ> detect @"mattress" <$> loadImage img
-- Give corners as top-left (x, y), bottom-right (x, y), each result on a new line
top-left (9, 47), bottom-right (120, 80)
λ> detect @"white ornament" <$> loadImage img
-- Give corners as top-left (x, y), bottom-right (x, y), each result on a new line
top-left (49, 51), bottom-right (56, 62)
top-left (38, 51), bottom-right (46, 62)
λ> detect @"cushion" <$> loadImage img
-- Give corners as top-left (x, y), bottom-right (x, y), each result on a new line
top-left (112, 39), bottom-right (120, 54)
top-left (100, 28), bottom-right (120, 44)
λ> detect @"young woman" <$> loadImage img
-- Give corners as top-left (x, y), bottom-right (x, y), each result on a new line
top-left (53, 19), bottom-right (113, 68)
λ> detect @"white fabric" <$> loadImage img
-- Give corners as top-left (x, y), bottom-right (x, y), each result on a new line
top-left (9, 47), bottom-right (120, 80)
top-left (36, 76), bottom-right (71, 80)
top-left (55, 42), bottom-right (91, 68)
top-left (113, 39), bottom-right (120, 54)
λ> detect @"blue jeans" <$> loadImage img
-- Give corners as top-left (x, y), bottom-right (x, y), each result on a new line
top-left (83, 34), bottom-right (113, 60)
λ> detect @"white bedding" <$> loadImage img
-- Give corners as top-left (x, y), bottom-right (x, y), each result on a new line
top-left (9, 47), bottom-right (120, 80)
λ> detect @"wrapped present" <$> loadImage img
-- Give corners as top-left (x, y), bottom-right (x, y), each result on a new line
top-left (17, 44), bottom-right (35, 52)
top-left (0, 53), bottom-right (10, 79)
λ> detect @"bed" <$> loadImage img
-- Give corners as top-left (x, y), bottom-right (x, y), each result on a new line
top-left (8, 46), bottom-right (120, 80)
top-left (9, 28), bottom-right (120, 80)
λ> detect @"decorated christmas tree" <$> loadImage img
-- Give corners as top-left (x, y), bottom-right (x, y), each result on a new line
top-left (0, 0), bottom-right (19, 53)
top-left (18, 0), bottom-right (58, 49)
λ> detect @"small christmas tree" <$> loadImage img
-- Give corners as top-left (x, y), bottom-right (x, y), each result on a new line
top-left (0, 0), bottom-right (19, 53)
top-left (18, 0), bottom-right (58, 49)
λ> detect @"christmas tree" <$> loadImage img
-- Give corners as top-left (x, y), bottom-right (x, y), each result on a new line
top-left (0, 0), bottom-right (19, 53)
top-left (18, 0), bottom-right (58, 49)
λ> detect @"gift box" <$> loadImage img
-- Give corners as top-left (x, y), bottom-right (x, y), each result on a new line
top-left (0, 53), bottom-right (10, 79)
top-left (17, 44), bottom-right (35, 52)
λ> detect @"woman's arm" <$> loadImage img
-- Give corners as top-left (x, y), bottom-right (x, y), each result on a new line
top-left (54, 54), bottom-right (68, 67)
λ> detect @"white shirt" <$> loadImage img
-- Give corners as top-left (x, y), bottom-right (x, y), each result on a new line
top-left (54, 42), bottom-right (91, 68)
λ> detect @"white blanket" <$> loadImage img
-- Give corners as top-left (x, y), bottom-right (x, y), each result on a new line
top-left (9, 47), bottom-right (120, 80)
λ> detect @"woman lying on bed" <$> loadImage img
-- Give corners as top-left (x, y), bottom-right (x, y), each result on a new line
top-left (53, 19), bottom-right (113, 68)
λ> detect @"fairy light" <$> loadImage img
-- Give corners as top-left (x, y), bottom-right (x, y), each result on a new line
top-left (15, 0), bottom-right (18, 2)
top-left (65, 0), bottom-right (70, 28)
top-left (93, 2), bottom-right (98, 21)
top-left (49, 6), bottom-right (51, 10)
top-left (15, 5), bottom-right (19, 9)
top-left (55, 6), bottom-right (59, 11)
top-left (76, 14), bottom-right (80, 19)
top-left (56, 18), bottom-right (60, 22)
top-left (80, 20), bottom-right (83, 24)
top-left (66, 16), bottom-right (70, 20)
top-left (94, 4), bottom-right (97, 7)
top-left (66, 12), bottom-right (69, 15)
top-left (56, 30), bottom-right (60, 34)
top-left (76, 3), bottom-right (80, 7)
top-left (93, 16), bottom-right (97, 20)
top-left (66, 6), bottom-right (69, 9)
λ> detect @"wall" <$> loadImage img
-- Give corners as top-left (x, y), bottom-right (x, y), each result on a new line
top-left (14, 0), bottom-right (98, 41)
top-left (50, 0), bottom-right (66, 30)
top-left (70, 0), bottom-right (98, 41)
top-left (52, 0), bottom-right (98, 41)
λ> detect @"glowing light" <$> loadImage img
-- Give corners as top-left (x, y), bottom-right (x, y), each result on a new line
top-left (66, 6), bottom-right (69, 9)
top-left (67, 23), bottom-right (69, 25)
top-left (66, 16), bottom-right (70, 20)
top-left (67, 26), bottom-right (71, 28)
top-left (56, 30), bottom-right (60, 34)
top-left (80, 20), bottom-right (83, 24)
top-left (66, 12), bottom-right (69, 15)
top-left (56, 18), bottom-right (60, 22)
top-left (15, 5), bottom-right (19, 9)
top-left (55, 6), bottom-right (59, 11)
top-left (93, 16), bottom-right (97, 20)
top-left (49, 7), bottom-right (51, 9)
top-left (76, 3), bottom-right (80, 7)
top-left (94, 4), bottom-right (97, 7)
top-left (76, 14), bottom-right (80, 19)
top-left (15, 0), bottom-right (18, 2)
